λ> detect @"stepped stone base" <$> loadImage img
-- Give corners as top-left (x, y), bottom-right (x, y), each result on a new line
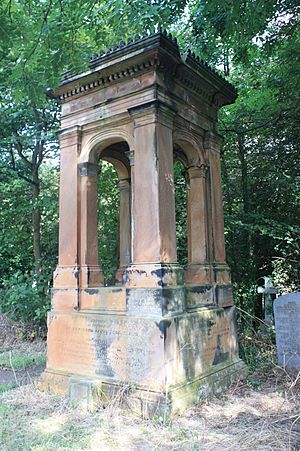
top-left (39, 358), bottom-right (246, 417)
top-left (39, 286), bottom-right (247, 417)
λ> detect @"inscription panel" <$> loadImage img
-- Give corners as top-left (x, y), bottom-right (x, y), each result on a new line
top-left (47, 313), bottom-right (165, 388)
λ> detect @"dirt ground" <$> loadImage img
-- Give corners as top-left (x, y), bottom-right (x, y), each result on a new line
top-left (0, 314), bottom-right (299, 450)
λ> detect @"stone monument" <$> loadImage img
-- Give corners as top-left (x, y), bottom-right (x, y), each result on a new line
top-left (40, 31), bottom-right (246, 415)
top-left (274, 292), bottom-right (300, 370)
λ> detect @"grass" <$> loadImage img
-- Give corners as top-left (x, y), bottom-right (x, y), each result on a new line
top-left (0, 314), bottom-right (299, 450)
top-left (0, 350), bottom-right (46, 370)
top-left (0, 382), bottom-right (17, 394)
top-left (0, 367), bottom-right (299, 451)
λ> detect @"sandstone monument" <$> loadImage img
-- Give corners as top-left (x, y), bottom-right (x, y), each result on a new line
top-left (40, 31), bottom-right (246, 415)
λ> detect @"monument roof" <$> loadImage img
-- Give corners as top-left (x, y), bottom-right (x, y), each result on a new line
top-left (51, 31), bottom-right (237, 106)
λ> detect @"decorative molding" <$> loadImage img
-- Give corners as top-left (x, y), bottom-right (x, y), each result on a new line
top-left (118, 178), bottom-right (130, 190)
top-left (125, 150), bottom-right (134, 166)
top-left (58, 57), bottom-right (162, 101)
top-left (51, 32), bottom-right (237, 107)
top-left (187, 164), bottom-right (209, 179)
top-left (128, 100), bottom-right (176, 129)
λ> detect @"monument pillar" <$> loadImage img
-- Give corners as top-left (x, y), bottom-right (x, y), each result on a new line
top-left (206, 131), bottom-right (233, 305)
top-left (53, 126), bottom-right (81, 291)
top-left (185, 164), bottom-right (211, 285)
top-left (125, 102), bottom-right (181, 288)
top-left (78, 162), bottom-right (104, 287)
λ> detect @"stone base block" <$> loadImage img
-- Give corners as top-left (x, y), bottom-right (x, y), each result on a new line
top-left (39, 359), bottom-right (247, 417)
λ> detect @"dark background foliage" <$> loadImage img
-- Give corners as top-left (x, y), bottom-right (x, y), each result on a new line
top-left (0, 0), bottom-right (299, 327)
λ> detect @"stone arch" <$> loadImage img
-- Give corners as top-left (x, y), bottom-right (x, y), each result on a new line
top-left (172, 128), bottom-right (211, 284)
top-left (173, 129), bottom-right (205, 167)
top-left (80, 128), bottom-right (134, 165)
top-left (96, 142), bottom-right (132, 285)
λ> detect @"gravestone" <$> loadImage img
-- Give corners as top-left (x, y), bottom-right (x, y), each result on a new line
top-left (273, 292), bottom-right (300, 370)
top-left (257, 277), bottom-right (278, 324)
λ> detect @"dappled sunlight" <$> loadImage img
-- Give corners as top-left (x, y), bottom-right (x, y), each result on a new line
top-left (31, 413), bottom-right (69, 435)
top-left (1, 374), bottom-right (299, 451)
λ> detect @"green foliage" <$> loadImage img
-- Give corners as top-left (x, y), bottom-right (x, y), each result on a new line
top-left (97, 161), bottom-right (120, 285)
top-left (174, 160), bottom-right (188, 267)
top-left (0, 383), bottom-right (17, 394)
top-left (0, 351), bottom-right (45, 370)
top-left (0, 271), bottom-right (51, 325)
top-left (0, 0), bottom-right (299, 329)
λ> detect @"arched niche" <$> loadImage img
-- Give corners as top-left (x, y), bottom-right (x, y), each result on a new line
top-left (98, 142), bottom-right (132, 285)
top-left (173, 132), bottom-right (212, 285)
top-left (78, 138), bottom-right (132, 287)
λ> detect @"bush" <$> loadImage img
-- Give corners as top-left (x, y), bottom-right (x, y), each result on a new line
top-left (0, 271), bottom-right (51, 326)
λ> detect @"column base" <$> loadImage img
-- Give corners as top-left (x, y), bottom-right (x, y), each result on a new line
top-left (213, 263), bottom-right (231, 284)
top-left (124, 263), bottom-right (184, 288)
top-left (185, 263), bottom-right (212, 285)
top-left (115, 266), bottom-right (126, 285)
top-left (53, 265), bottom-right (104, 289)
top-left (39, 360), bottom-right (247, 418)
top-left (53, 266), bottom-right (80, 288)
top-left (80, 265), bottom-right (104, 288)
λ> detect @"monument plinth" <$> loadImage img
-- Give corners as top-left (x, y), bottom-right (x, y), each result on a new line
top-left (40, 32), bottom-right (246, 415)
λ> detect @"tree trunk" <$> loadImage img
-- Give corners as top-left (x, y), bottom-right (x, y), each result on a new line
top-left (237, 134), bottom-right (249, 214)
top-left (31, 172), bottom-right (41, 275)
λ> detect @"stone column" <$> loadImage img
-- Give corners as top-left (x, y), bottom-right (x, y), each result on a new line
top-left (185, 164), bottom-right (211, 285)
top-left (79, 162), bottom-right (104, 287)
top-left (115, 177), bottom-right (131, 284)
top-left (205, 131), bottom-right (231, 285)
top-left (53, 126), bottom-right (81, 289)
top-left (125, 102), bottom-right (181, 287)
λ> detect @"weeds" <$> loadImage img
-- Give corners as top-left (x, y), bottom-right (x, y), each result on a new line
top-left (0, 351), bottom-right (45, 370)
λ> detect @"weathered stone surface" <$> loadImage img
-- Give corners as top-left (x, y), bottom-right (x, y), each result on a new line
top-left (40, 31), bottom-right (245, 415)
top-left (274, 292), bottom-right (300, 370)
top-left (45, 305), bottom-right (240, 391)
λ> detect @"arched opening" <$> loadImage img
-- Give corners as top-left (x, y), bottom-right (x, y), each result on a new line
top-left (173, 157), bottom-right (188, 268)
top-left (97, 161), bottom-right (120, 285)
top-left (173, 137), bottom-right (211, 284)
top-left (96, 141), bottom-right (131, 286)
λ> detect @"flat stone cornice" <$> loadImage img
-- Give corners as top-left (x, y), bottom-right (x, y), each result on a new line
top-left (50, 31), bottom-right (237, 108)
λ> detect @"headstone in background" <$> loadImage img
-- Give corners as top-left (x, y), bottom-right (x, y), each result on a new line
top-left (273, 292), bottom-right (300, 370)
top-left (257, 277), bottom-right (278, 324)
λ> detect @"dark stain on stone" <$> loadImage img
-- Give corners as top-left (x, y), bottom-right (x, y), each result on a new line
top-left (187, 285), bottom-right (212, 295)
top-left (84, 289), bottom-right (98, 295)
top-left (92, 330), bottom-right (114, 378)
top-left (155, 319), bottom-right (171, 340)
top-left (206, 318), bottom-right (215, 332)
top-left (216, 309), bottom-right (224, 317)
top-left (151, 268), bottom-right (168, 287)
top-left (213, 335), bottom-right (229, 365)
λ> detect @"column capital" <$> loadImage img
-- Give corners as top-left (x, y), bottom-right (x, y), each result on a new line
top-left (187, 164), bottom-right (208, 179)
top-left (125, 150), bottom-right (135, 166)
top-left (78, 162), bottom-right (99, 177)
top-left (58, 125), bottom-right (82, 153)
top-left (128, 100), bottom-right (176, 129)
top-left (118, 178), bottom-right (130, 190)
top-left (204, 130), bottom-right (223, 151)
top-left (58, 125), bottom-right (82, 140)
